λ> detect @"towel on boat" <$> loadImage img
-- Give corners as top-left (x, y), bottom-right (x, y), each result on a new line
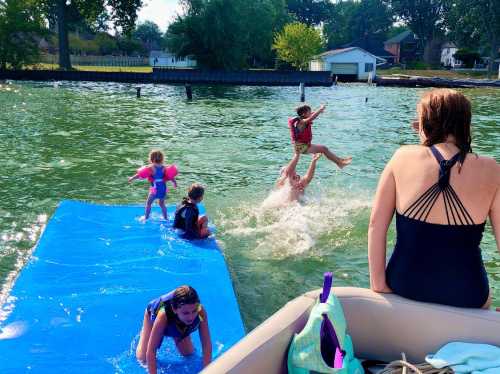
top-left (425, 342), bottom-right (500, 374)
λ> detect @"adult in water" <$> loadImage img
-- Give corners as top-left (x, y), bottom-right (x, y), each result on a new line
top-left (369, 88), bottom-right (500, 309)
top-left (277, 152), bottom-right (322, 202)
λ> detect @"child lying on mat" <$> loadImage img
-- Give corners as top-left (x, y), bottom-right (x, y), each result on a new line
top-left (173, 183), bottom-right (210, 239)
top-left (136, 285), bottom-right (212, 372)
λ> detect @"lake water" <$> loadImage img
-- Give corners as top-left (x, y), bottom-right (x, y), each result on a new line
top-left (0, 81), bottom-right (499, 329)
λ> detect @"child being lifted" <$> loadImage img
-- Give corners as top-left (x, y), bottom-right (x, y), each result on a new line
top-left (289, 104), bottom-right (352, 168)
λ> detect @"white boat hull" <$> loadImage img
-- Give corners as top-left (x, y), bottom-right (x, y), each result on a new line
top-left (203, 287), bottom-right (500, 373)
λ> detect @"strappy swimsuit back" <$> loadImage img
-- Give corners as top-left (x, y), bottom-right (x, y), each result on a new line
top-left (386, 146), bottom-right (489, 308)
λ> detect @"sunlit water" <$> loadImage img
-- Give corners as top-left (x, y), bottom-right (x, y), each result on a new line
top-left (0, 81), bottom-right (499, 330)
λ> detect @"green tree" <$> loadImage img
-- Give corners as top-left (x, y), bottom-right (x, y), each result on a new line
top-left (286, 0), bottom-right (334, 26)
top-left (273, 22), bottom-right (323, 70)
top-left (133, 20), bottom-right (162, 51)
top-left (116, 34), bottom-right (145, 55)
top-left (444, 0), bottom-right (500, 76)
top-left (387, 0), bottom-right (446, 64)
top-left (165, 0), bottom-right (290, 69)
top-left (0, 0), bottom-right (46, 69)
top-left (324, 0), bottom-right (393, 48)
top-left (95, 32), bottom-right (118, 55)
top-left (40, 0), bottom-right (142, 69)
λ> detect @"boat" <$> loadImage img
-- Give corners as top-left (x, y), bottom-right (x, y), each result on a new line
top-left (201, 287), bottom-right (500, 373)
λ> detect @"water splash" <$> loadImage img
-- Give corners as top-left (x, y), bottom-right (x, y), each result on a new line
top-left (220, 183), bottom-right (371, 259)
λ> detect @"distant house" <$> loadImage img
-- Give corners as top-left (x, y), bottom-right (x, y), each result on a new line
top-left (309, 47), bottom-right (385, 81)
top-left (341, 35), bottom-right (396, 64)
top-left (441, 42), bottom-right (461, 68)
top-left (149, 50), bottom-right (196, 68)
top-left (384, 31), bottom-right (422, 64)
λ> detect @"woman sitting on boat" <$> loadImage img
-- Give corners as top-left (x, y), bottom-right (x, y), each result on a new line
top-left (368, 88), bottom-right (500, 309)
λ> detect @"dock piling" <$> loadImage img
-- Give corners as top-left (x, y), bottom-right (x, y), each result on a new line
top-left (185, 84), bottom-right (193, 100)
top-left (300, 82), bottom-right (305, 102)
top-left (136, 87), bottom-right (141, 98)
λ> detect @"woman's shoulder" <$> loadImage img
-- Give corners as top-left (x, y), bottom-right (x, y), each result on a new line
top-left (468, 154), bottom-right (500, 181)
top-left (391, 145), bottom-right (427, 161)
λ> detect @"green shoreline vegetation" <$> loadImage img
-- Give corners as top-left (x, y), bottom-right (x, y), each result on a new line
top-left (1, 1), bottom-right (498, 77)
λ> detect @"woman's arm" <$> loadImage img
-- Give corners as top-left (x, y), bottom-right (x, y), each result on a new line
top-left (146, 311), bottom-right (167, 374)
top-left (301, 154), bottom-right (321, 188)
top-left (198, 308), bottom-right (212, 368)
top-left (489, 163), bottom-right (500, 254)
top-left (368, 155), bottom-right (397, 293)
top-left (128, 174), bottom-right (139, 183)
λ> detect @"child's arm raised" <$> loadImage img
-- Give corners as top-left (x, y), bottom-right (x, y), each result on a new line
top-left (198, 308), bottom-right (212, 368)
top-left (146, 310), bottom-right (168, 374)
top-left (301, 154), bottom-right (321, 187)
top-left (303, 104), bottom-right (326, 124)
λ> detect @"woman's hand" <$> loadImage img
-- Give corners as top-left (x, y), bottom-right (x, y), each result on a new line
top-left (371, 284), bottom-right (393, 294)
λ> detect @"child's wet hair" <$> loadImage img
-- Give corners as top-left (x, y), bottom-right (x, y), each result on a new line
top-left (172, 285), bottom-right (200, 309)
top-left (149, 150), bottom-right (164, 164)
top-left (188, 183), bottom-right (205, 201)
top-left (296, 105), bottom-right (311, 117)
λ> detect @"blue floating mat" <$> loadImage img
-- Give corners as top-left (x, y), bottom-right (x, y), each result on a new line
top-left (0, 201), bottom-right (245, 373)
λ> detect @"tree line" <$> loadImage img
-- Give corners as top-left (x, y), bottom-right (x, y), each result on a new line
top-left (1, 0), bottom-right (499, 73)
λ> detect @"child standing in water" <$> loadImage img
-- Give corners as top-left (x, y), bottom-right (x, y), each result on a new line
top-left (128, 150), bottom-right (178, 220)
top-left (289, 104), bottom-right (352, 168)
top-left (174, 183), bottom-right (210, 239)
top-left (136, 285), bottom-right (212, 372)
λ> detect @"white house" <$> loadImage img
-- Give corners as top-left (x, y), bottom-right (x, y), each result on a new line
top-left (309, 47), bottom-right (385, 81)
top-left (441, 42), bottom-right (461, 68)
top-left (149, 50), bottom-right (197, 68)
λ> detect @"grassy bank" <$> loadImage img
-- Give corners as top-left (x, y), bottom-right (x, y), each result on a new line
top-left (379, 67), bottom-right (493, 79)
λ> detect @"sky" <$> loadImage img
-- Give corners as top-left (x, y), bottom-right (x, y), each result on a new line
top-left (137, 0), bottom-right (183, 32)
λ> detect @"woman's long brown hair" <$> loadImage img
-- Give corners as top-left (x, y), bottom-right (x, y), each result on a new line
top-left (418, 89), bottom-right (472, 164)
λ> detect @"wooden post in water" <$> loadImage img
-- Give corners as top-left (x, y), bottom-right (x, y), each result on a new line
top-left (185, 84), bottom-right (193, 100)
top-left (136, 87), bottom-right (141, 98)
top-left (300, 82), bottom-right (305, 102)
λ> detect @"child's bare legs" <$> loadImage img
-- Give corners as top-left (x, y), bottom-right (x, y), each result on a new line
top-left (198, 216), bottom-right (210, 238)
top-left (158, 199), bottom-right (168, 220)
top-left (136, 310), bottom-right (153, 362)
top-left (145, 194), bottom-right (155, 219)
top-left (175, 336), bottom-right (194, 356)
top-left (307, 144), bottom-right (352, 169)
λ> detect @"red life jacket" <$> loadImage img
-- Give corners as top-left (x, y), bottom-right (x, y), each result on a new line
top-left (288, 117), bottom-right (313, 144)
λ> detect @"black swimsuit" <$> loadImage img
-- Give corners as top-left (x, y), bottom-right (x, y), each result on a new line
top-left (386, 146), bottom-right (489, 308)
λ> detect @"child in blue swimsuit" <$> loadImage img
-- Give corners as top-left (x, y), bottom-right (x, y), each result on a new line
top-left (136, 285), bottom-right (212, 372)
top-left (128, 150), bottom-right (177, 220)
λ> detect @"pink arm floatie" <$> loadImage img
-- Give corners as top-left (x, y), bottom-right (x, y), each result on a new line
top-left (164, 165), bottom-right (178, 181)
top-left (137, 166), bottom-right (152, 179)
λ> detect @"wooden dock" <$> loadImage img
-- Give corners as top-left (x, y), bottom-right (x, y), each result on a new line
top-left (376, 75), bottom-right (500, 89)
top-left (0, 68), bottom-right (333, 87)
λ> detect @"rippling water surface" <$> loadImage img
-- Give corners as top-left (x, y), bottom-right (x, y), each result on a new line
top-left (0, 81), bottom-right (499, 329)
